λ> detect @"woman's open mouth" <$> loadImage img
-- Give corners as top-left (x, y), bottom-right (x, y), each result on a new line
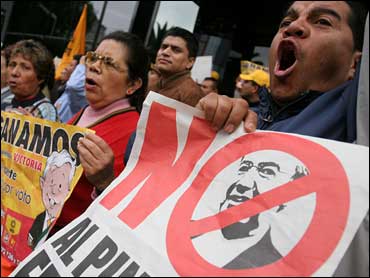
top-left (8, 80), bottom-right (18, 87)
top-left (274, 40), bottom-right (298, 78)
top-left (85, 77), bottom-right (98, 91)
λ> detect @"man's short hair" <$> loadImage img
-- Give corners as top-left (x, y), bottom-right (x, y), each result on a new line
top-left (203, 77), bottom-right (218, 90)
top-left (162, 27), bottom-right (199, 58)
top-left (346, 1), bottom-right (368, 51)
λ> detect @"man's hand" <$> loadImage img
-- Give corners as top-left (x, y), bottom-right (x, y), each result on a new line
top-left (196, 93), bottom-right (257, 133)
top-left (77, 133), bottom-right (115, 192)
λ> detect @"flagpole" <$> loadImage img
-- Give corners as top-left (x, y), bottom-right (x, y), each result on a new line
top-left (92, 1), bottom-right (108, 50)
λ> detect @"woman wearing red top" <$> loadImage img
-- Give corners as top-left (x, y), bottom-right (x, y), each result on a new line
top-left (52, 31), bottom-right (149, 232)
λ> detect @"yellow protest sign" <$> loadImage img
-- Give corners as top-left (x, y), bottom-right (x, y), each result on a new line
top-left (240, 60), bottom-right (268, 74)
top-left (1, 111), bottom-right (93, 266)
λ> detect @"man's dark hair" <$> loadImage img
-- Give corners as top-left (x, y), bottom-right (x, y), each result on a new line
top-left (346, 2), bottom-right (368, 51)
top-left (204, 77), bottom-right (218, 90)
top-left (99, 31), bottom-right (150, 112)
top-left (162, 27), bottom-right (199, 58)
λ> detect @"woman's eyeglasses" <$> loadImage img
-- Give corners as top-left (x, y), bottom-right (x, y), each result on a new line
top-left (85, 51), bottom-right (127, 73)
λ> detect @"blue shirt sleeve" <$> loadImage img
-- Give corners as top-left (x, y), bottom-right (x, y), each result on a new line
top-left (56, 64), bottom-right (87, 123)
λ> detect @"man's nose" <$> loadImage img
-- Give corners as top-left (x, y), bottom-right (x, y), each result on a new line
top-left (238, 169), bottom-right (258, 191)
top-left (283, 18), bottom-right (310, 39)
top-left (160, 46), bottom-right (171, 56)
top-left (50, 184), bottom-right (58, 195)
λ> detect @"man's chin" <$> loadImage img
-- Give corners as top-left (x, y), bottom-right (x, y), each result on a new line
top-left (48, 208), bottom-right (60, 218)
top-left (270, 85), bottom-right (302, 105)
top-left (155, 64), bottom-right (166, 71)
top-left (156, 66), bottom-right (174, 76)
top-left (220, 215), bottom-right (259, 240)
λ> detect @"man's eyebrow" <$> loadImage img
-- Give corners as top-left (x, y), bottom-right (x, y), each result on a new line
top-left (171, 45), bottom-right (183, 51)
top-left (161, 43), bottom-right (183, 51)
top-left (309, 7), bottom-right (342, 21)
top-left (258, 162), bottom-right (281, 171)
top-left (284, 8), bottom-right (299, 19)
top-left (283, 7), bottom-right (342, 22)
top-left (239, 160), bottom-right (251, 166)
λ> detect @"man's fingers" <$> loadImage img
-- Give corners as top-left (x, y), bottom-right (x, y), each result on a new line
top-left (243, 109), bottom-right (257, 133)
top-left (196, 93), bottom-right (218, 123)
top-left (211, 95), bottom-right (233, 130)
top-left (196, 93), bottom-right (257, 134)
top-left (222, 98), bottom-right (249, 133)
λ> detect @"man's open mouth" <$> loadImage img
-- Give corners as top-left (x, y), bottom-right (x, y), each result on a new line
top-left (228, 195), bottom-right (249, 203)
top-left (227, 201), bottom-right (251, 224)
top-left (274, 40), bottom-right (298, 78)
top-left (48, 198), bottom-right (56, 207)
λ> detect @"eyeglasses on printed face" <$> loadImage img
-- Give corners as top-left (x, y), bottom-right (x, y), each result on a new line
top-left (85, 51), bottom-right (127, 73)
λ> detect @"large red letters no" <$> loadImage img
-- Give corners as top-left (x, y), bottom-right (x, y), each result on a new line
top-left (100, 102), bottom-right (216, 228)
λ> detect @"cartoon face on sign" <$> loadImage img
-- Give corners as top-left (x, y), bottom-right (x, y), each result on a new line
top-left (28, 150), bottom-right (76, 250)
top-left (40, 150), bottom-right (76, 218)
top-left (191, 150), bottom-right (313, 269)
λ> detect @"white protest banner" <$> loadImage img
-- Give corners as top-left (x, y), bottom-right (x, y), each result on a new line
top-left (11, 92), bottom-right (369, 277)
top-left (191, 56), bottom-right (212, 84)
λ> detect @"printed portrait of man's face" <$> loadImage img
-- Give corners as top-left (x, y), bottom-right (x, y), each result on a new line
top-left (40, 163), bottom-right (72, 218)
top-left (219, 151), bottom-right (308, 240)
top-left (190, 150), bottom-right (313, 269)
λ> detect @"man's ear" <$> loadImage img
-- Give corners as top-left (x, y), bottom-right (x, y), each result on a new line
top-left (38, 79), bottom-right (45, 86)
top-left (347, 50), bottom-right (362, 80)
top-left (186, 57), bottom-right (195, 70)
top-left (252, 84), bottom-right (259, 94)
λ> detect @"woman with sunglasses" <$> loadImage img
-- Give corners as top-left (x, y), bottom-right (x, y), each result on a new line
top-left (51, 31), bottom-right (149, 233)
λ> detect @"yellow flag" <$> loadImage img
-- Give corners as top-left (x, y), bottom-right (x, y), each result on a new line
top-left (55, 4), bottom-right (87, 80)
